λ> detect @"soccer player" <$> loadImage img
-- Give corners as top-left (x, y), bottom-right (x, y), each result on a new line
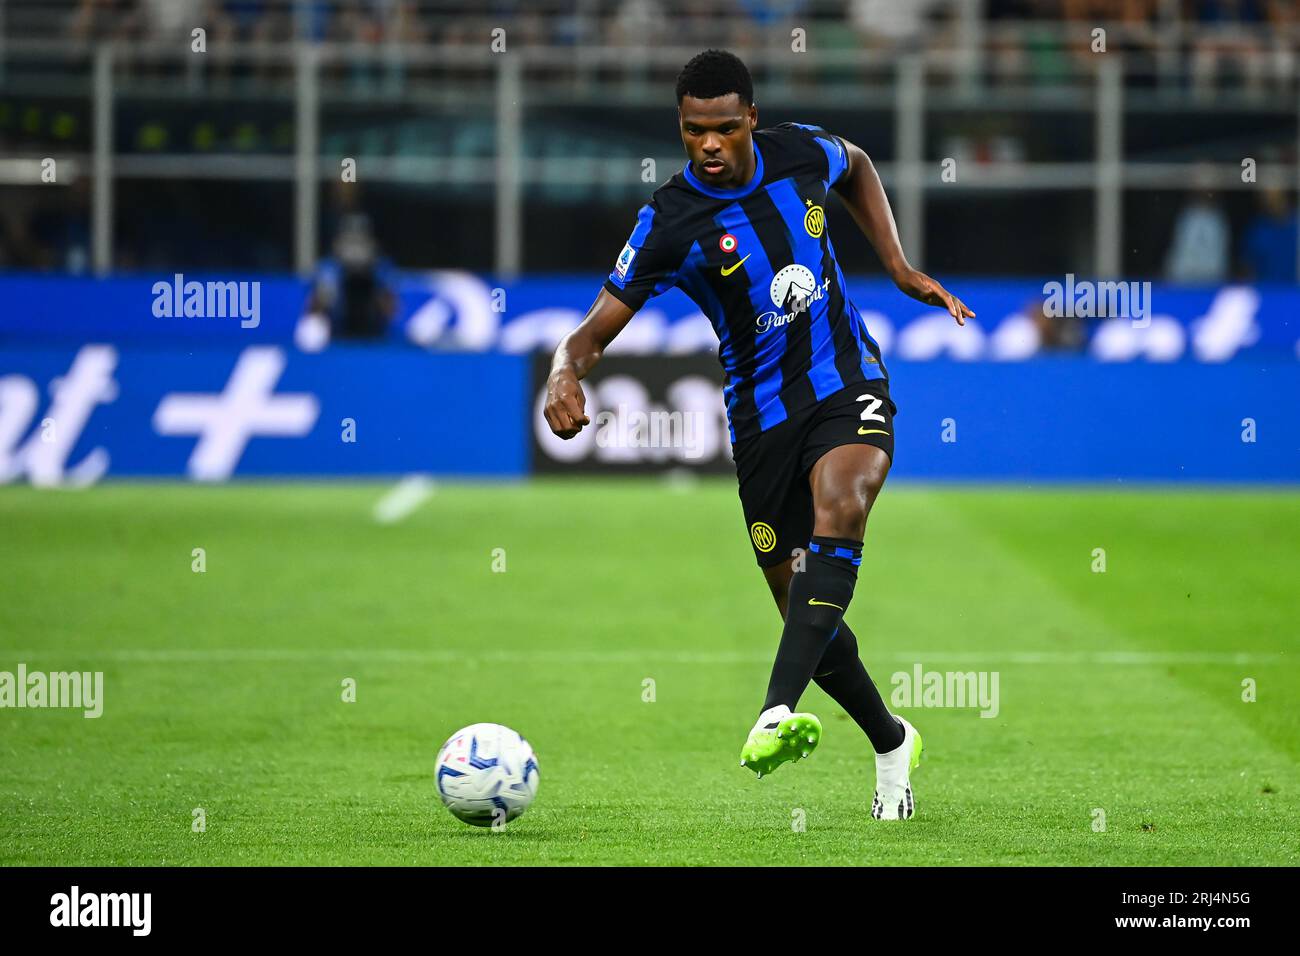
top-left (543, 49), bottom-right (972, 820)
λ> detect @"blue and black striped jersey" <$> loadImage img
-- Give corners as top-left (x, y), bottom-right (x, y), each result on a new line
top-left (603, 122), bottom-right (887, 444)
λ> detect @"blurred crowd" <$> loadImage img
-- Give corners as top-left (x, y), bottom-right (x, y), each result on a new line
top-left (2, 1), bottom-right (1284, 97)
top-left (11, 1), bottom-right (1296, 49)
top-left (2, 1), bottom-right (1297, 278)
top-left (57, 0), bottom-right (427, 45)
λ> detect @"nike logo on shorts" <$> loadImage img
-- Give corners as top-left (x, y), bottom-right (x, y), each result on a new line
top-left (808, 598), bottom-right (844, 610)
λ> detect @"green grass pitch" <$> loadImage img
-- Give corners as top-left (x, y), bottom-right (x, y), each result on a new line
top-left (0, 480), bottom-right (1296, 866)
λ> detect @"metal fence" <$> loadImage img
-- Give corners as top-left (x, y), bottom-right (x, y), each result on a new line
top-left (1, 23), bottom-right (1298, 278)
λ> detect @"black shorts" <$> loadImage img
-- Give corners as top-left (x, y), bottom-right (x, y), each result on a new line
top-left (732, 378), bottom-right (896, 568)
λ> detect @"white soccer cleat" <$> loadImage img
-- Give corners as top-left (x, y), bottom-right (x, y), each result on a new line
top-left (871, 716), bottom-right (923, 820)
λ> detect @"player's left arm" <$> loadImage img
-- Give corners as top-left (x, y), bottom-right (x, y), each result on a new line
top-left (831, 138), bottom-right (974, 326)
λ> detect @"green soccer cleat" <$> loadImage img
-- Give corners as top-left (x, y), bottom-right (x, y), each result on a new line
top-left (739, 705), bottom-right (822, 778)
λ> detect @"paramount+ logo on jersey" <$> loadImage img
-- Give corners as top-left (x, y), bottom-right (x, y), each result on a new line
top-left (756, 266), bottom-right (832, 334)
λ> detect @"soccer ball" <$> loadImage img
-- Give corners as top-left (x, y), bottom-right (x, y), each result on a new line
top-left (435, 723), bottom-right (539, 827)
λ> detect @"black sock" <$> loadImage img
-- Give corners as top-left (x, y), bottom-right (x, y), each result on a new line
top-left (812, 622), bottom-right (905, 754)
top-left (762, 535), bottom-right (862, 714)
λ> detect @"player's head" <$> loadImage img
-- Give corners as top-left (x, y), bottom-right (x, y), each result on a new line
top-left (675, 49), bottom-right (758, 186)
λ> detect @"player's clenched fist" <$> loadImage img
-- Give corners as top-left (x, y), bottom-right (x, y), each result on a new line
top-left (544, 369), bottom-right (590, 439)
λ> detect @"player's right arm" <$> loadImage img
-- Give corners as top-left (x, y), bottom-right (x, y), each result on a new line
top-left (544, 289), bottom-right (635, 439)
top-left (546, 198), bottom-right (683, 439)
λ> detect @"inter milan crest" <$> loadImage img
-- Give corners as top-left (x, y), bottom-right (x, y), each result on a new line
top-left (804, 201), bottom-right (824, 238)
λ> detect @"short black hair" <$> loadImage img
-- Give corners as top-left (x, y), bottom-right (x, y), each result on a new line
top-left (675, 49), bottom-right (753, 107)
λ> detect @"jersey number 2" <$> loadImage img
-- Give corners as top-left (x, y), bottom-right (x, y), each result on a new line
top-left (856, 394), bottom-right (886, 424)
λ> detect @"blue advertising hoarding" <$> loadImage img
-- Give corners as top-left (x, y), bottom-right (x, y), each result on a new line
top-left (885, 359), bottom-right (1298, 483)
top-left (0, 345), bottom-right (1292, 483)
top-left (0, 346), bottom-right (528, 482)
top-left (0, 272), bottom-right (1295, 483)
top-left (2, 272), bottom-right (1298, 364)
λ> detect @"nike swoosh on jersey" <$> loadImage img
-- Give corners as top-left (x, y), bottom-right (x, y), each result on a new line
top-left (808, 598), bottom-right (844, 610)
top-left (720, 254), bottom-right (751, 276)
top-left (857, 428), bottom-right (891, 436)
